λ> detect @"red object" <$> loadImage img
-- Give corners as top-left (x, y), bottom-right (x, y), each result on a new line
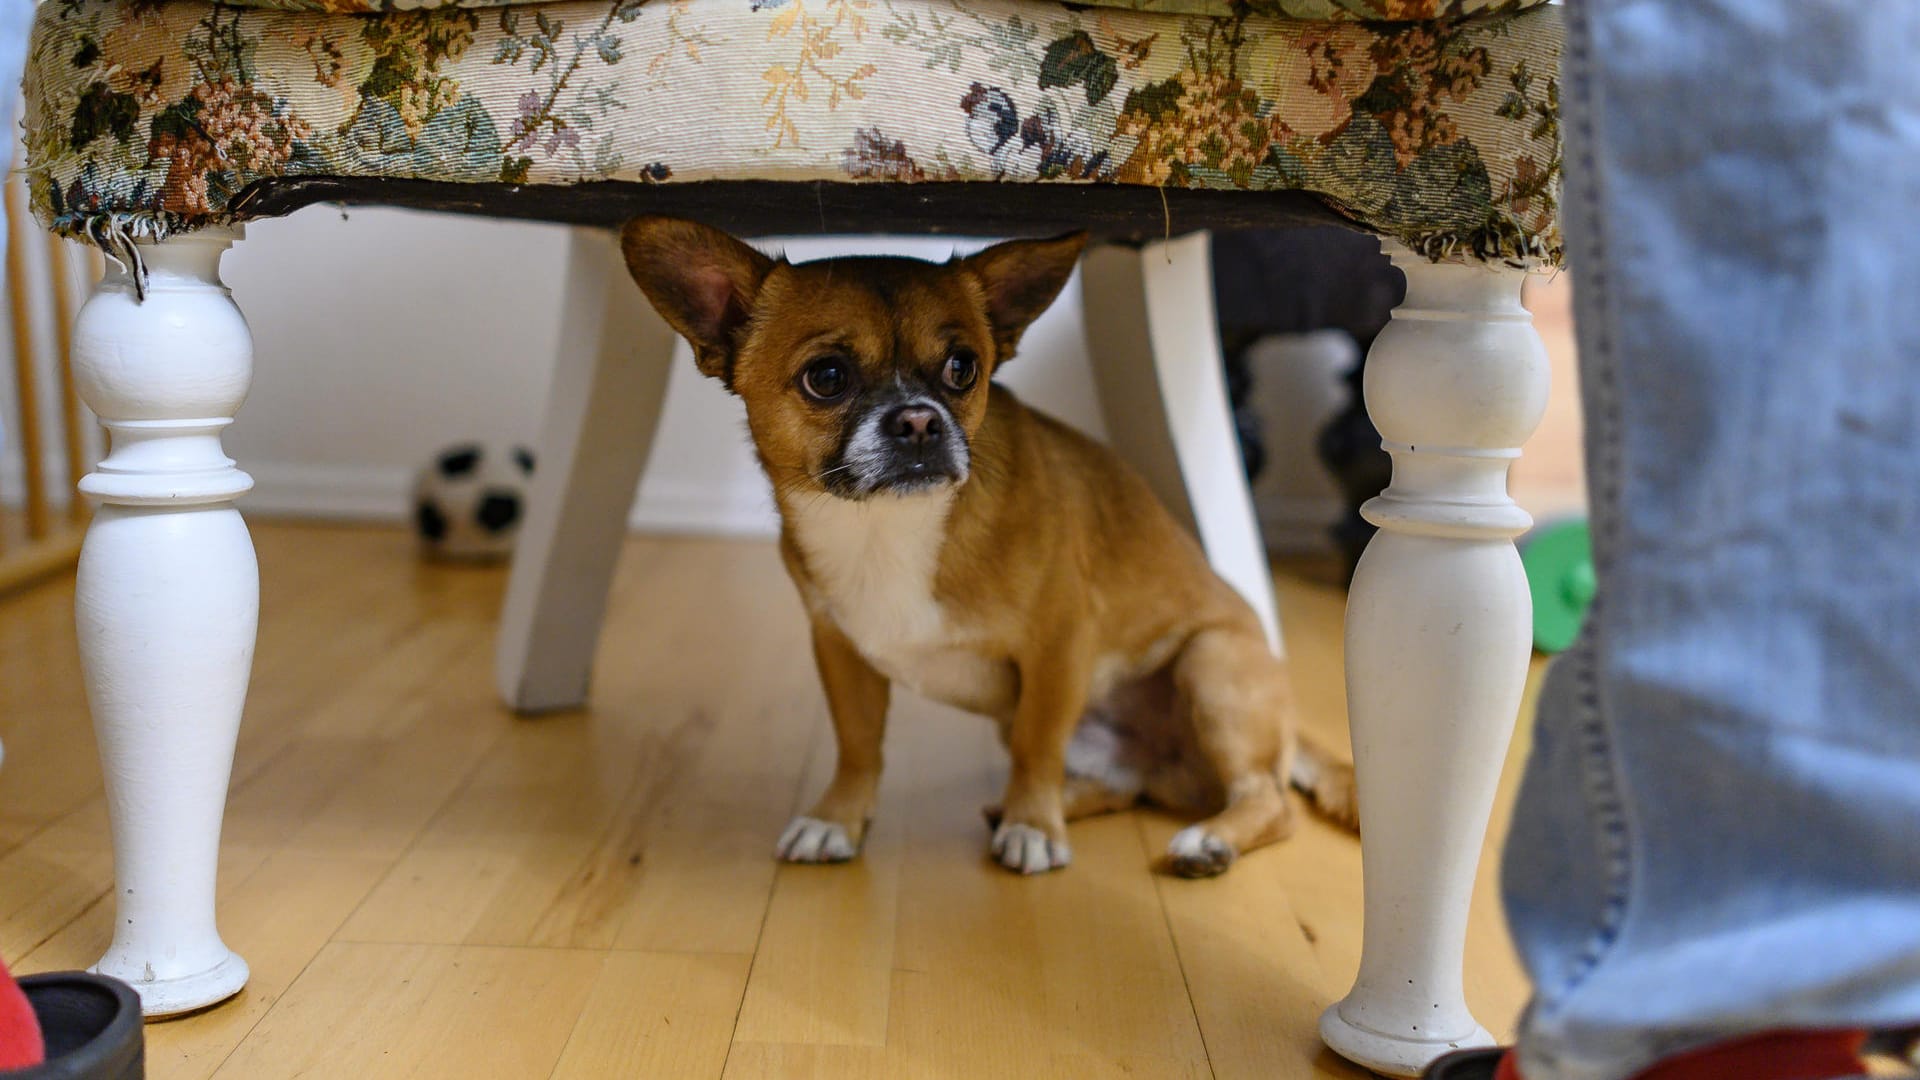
top-left (1493, 1029), bottom-right (1868, 1080)
top-left (0, 958), bottom-right (46, 1069)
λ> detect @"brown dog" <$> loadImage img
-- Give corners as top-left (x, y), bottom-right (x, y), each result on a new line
top-left (620, 219), bottom-right (1355, 876)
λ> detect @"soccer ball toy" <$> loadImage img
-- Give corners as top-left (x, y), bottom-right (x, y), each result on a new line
top-left (413, 442), bottom-right (535, 561)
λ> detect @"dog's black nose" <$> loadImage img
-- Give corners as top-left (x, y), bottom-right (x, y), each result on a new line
top-left (886, 405), bottom-right (943, 446)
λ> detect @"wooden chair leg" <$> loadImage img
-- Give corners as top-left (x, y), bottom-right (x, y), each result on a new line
top-left (1078, 234), bottom-right (1283, 652)
top-left (72, 229), bottom-right (256, 1017)
top-left (1319, 250), bottom-right (1549, 1077)
top-left (495, 227), bottom-right (677, 713)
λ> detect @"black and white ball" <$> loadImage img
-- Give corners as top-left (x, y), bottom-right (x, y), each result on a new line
top-left (413, 442), bottom-right (535, 561)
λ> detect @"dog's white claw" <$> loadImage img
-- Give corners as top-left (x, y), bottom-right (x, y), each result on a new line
top-left (990, 822), bottom-right (1071, 874)
top-left (776, 816), bottom-right (857, 863)
top-left (1165, 825), bottom-right (1236, 878)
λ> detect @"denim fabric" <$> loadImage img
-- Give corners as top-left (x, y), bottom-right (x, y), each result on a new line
top-left (1500, 2), bottom-right (1920, 1079)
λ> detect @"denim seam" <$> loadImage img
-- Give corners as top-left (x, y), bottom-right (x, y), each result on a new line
top-left (1539, 0), bottom-right (1636, 1011)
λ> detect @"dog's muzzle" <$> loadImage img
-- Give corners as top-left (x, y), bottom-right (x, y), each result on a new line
top-left (826, 395), bottom-right (970, 497)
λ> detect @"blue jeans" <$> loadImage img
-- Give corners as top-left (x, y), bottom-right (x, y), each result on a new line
top-left (1500, 2), bottom-right (1920, 1078)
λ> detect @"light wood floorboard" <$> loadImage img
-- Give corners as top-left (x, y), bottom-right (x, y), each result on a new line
top-left (0, 522), bottom-right (1539, 1078)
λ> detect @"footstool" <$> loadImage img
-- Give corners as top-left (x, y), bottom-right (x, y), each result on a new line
top-left (20, 0), bottom-right (1563, 1071)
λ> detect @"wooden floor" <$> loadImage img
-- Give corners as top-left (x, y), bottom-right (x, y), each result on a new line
top-left (0, 522), bottom-right (1541, 1079)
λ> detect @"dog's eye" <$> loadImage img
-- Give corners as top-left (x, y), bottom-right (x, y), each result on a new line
top-left (799, 357), bottom-right (852, 403)
top-left (942, 349), bottom-right (979, 392)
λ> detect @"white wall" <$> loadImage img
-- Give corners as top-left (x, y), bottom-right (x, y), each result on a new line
top-left (224, 209), bottom-right (571, 520)
top-left (180, 206), bottom-right (1342, 547)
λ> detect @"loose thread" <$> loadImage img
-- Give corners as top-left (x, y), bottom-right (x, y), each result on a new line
top-left (1157, 185), bottom-right (1172, 261)
top-left (86, 217), bottom-right (148, 302)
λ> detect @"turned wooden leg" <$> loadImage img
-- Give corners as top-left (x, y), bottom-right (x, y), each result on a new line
top-left (495, 227), bottom-right (676, 712)
top-left (1080, 234), bottom-right (1282, 651)
top-left (1319, 251), bottom-right (1549, 1076)
top-left (72, 229), bottom-right (256, 1016)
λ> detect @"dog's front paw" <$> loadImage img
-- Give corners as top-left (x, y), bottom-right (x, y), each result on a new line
top-left (989, 821), bottom-right (1071, 875)
top-left (776, 816), bottom-right (860, 863)
top-left (1164, 825), bottom-right (1236, 878)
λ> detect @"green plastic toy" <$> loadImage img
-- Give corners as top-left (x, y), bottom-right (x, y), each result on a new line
top-left (1520, 518), bottom-right (1595, 654)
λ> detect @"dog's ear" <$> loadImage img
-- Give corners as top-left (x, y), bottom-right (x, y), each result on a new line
top-left (620, 217), bottom-right (776, 384)
top-left (956, 231), bottom-right (1087, 360)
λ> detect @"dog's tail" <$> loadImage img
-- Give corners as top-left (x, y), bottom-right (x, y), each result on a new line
top-left (1288, 733), bottom-right (1359, 833)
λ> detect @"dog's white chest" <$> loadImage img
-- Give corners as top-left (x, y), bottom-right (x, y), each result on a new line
top-left (790, 493), bottom-right (952, 651)
top-left (789, 494), bottom-right (1010, 710)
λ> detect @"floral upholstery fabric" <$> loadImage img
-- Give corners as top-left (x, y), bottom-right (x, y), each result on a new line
top-left (208, 0), bottom-right (1552, 22)
top-left (23, 0), bottom-right (1563, 262)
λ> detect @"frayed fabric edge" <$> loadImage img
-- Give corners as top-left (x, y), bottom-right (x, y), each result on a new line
top-left (45, 202), bottom-right (1566, 297)
top-left (1401, 212), bottom-right (1566, 270)
top-left (1317, 194), bottom-right (1566, 270)
top-left (57, 211), bottom-right (216, 301)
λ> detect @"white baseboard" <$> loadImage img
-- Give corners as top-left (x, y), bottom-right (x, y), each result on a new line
top-left (1257, 494), bottom-right (1343, 556)
top-left (628, 483), bottom-right (778, 538)
top-left (242, 459), bottom-right (780, 538)
top-left (241, 461), bottom-right (417, 521)
top-left (241, 460), bottom-right (1327, 551)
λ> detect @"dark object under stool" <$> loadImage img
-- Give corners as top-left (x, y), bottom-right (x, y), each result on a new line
top-left (5, 975), bottom-right (144, 1080)
top-left (1212, 227), bottom-right (1405, 579)
top-left (1422, 1048), bottom-right (1505, 1079)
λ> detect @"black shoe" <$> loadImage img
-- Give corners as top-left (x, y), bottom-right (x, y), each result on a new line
top-left (1423, 1048), bottom-right (1506, 1080)
top-left (13, 972), bottom-right (145, 1079)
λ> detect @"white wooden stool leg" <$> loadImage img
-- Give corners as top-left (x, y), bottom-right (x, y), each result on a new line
top-left (72, 229), bottom-right (256, 1016)
top-left (1319, 251), bottom-right (1549, 1076)
top-left (495, 227), bottom-right (676, 712)
top-left (1080, 234), bottom-right (1282, 651)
